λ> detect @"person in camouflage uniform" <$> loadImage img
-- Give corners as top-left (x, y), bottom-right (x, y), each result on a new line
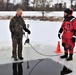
top-left (9, 8), bottom-right (31, 61)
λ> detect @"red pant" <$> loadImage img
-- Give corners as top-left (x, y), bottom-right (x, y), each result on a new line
top-left (62, 37), bottom-right (75, 54)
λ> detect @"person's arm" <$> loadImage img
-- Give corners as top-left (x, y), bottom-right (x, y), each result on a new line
top-left (73, 19), bottom-right (76, 36)
top-left (21, 18), bottom-right (31, 34)
top-left (72, 19), bottom-right (76, 43)
top-left (71, 19), bottom-right (76, 43)
top-left (9, 18), bottom-right (15, 33)
top-left (58, 22), bottom-right (64, 39)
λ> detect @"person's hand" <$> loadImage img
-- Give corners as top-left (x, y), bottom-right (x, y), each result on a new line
top-left (28, 30), bottom-right (31, 34)
top-left (72, 36), bottom-right (76, 43)
top-left (58, 33), bottom-right (61, 39)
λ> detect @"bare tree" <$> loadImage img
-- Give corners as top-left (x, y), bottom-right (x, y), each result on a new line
top-left (70, 0), bottom-right (74, 8)
top-left (31, 0), bottom-right (35, 7)
top-left (0, 0), bottom-right (5, 10)
top-left (13, 0), bottom-right (16, 4)
top-left (21, 0), bottom-right (30, 10)
top-left (12, 0), bottom-right (16, 10)
top-left (46, 0), bottom-right (53, 8)
top-left (41, 0), bottom-right (52, 20)
top-left (33, 0), bottom-right (46, 8)
top-left (6, 0), bottom-right (10, 10)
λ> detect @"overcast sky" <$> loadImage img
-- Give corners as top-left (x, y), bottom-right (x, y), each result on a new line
top-left (9, 0), bottom-right (75, 8)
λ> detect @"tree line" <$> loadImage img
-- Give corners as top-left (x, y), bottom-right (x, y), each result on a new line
top-left (0, 0), bottom-right (72, 11)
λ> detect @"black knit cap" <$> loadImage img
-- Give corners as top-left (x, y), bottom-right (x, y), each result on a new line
top-left (64, 8), bottom-right (72, 15)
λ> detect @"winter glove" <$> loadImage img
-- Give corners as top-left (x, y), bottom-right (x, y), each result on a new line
top-left (58, 33), bottom-right (61, 39)
top-left (25, 28), bottom-right (31, 34)
top-left (28, 30), bottom-right (31, 34)
top-left (71, 36), bottom-right (76, 43)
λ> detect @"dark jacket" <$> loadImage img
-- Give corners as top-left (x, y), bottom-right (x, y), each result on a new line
top-left (10, 15), bottom-right (30, 38)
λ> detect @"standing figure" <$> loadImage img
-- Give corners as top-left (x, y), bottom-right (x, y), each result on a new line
top-left (58, 8), bottom-right (76, 61)
top-left (10, 8), bottom-right (31, 61)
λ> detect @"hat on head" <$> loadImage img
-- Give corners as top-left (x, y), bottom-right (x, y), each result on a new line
top-left (64, 8), bottom-right (73, 15)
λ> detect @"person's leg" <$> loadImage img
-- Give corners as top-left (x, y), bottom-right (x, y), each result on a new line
top-left (18, 38), bottom-right (23, 60)
top-left (12, 37), bottom-right (18, 61)
top-left (60, 38), bottom-right (68, 59)
top-left (66, 40), bottom-right (75, 61)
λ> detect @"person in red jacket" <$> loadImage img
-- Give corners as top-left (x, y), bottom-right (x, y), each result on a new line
top-left (58, 8), bottom-right (76, 61)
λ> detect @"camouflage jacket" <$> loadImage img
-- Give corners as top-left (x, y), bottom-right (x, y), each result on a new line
top-left (9, 15), bottom-right (29, 38)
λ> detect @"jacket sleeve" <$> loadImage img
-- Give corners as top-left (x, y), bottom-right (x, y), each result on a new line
top-left (58, 22), bottom-right (64, 34)
top-left (9, 18), bottom-right (15, 33)
top-left (21, 18), bottom-right (30, 32)
top-left (73, 19), bottom-right (76, 36)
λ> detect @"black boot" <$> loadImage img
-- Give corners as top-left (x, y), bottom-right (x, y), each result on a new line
top-left (14, 57), bottom-right (18, 61)
top-left (60, 53), bottom-right (68, 59)
top-left (18, 57), bottom-right (24, 60)
top-left (66, 54), bottom-right (73, 61)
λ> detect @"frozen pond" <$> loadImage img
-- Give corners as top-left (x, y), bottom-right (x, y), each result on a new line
top-left (0, 20), bottom-right (61, 47)
top-left (0, 20), bottom-right (76, 75)
top-left (0, 19), bottom-right (62, 64)
top-left (0, 19), bottom-right (76, 51)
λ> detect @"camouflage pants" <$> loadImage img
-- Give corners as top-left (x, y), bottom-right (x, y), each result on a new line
top-left (12, 36), bottom-right (23, 58)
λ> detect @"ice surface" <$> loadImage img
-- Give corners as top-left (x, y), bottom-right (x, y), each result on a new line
top-left (0, 20), bottom-right (62, 50)
top-left (0, 12), bottom-right (76, 75)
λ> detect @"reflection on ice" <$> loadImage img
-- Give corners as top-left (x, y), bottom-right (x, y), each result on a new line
top-left (61, 66), bottom-right (72, 75)
top-left (12, 62), bottom-right (23, 75)
top-left (11, 59), bottom-right (72, 75)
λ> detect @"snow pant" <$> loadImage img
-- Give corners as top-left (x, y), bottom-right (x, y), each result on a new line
top-left (62, 37), bottom-right (75, 54)
top-left (12, 36), bottom-right (23, 58)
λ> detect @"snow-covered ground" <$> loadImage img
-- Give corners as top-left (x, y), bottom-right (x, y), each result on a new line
top-left (0, 11), bottom-right (63, 17)
top-left (0, 11), bottom-right (76, 75)
top-left (0, 11), bottom-right (76, 17)
top-left (0, 20), bottom-right (76, 75)
top-left (0, 20), bottom-right (61, 48)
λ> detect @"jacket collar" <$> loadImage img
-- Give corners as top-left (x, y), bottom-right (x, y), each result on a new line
top-left (15, 14), bottom-right (21, 18)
